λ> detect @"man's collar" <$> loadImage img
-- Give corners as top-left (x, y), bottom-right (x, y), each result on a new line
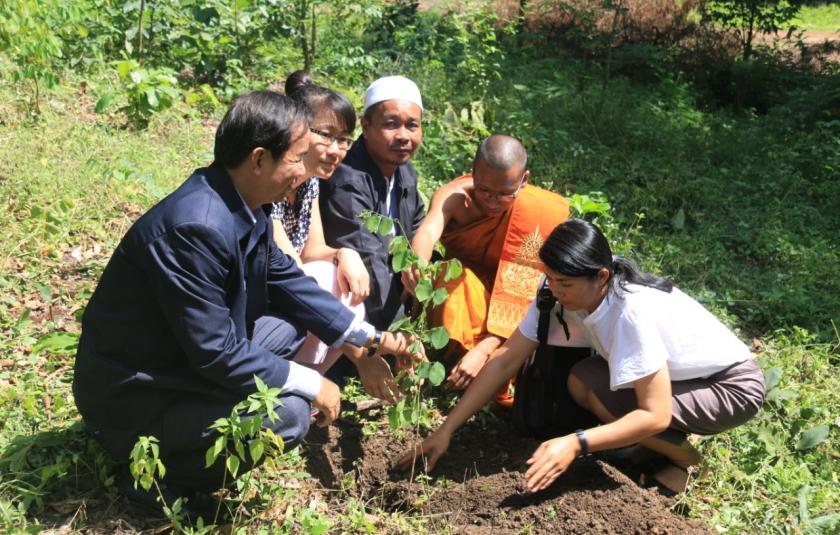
top-left (207, 163), bottom-right (262, 241)
top-left (343, 135), bottom-right (401, 185)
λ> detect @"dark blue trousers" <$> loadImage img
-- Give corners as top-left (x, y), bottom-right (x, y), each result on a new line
top-left (91, 315), bottom-right (310, 492)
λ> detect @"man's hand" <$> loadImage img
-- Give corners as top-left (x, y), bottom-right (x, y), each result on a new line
top-left (335, 248), bottom-right (370, 307)
top-left (356, 353), bottom-right (400, 404)
top-left (524, 435), bottom-right (580, 493)
top-left (396, 429), bottom-right (451, 473)
top-left (311, 377), bottom-right (342, 427)
top-left (400, 266), bottom-right (421, 296)
top-left (379, 331), bottom-right (426, 370)
top-left (446, 347), bottom-right (490, 390)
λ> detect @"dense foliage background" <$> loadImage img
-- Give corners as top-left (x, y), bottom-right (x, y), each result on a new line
top-left (0, 0), bottom-right (838, 533)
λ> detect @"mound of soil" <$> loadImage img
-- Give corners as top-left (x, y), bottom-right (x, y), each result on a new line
top-left (305, 417), bottom-right (710, 534)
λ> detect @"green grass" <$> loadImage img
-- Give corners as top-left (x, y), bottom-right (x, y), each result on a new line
top-left (793, 4), bottom-right (840, 32)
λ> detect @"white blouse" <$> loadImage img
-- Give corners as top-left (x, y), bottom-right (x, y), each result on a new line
top-left (518, 283), bottom-right (752, 390)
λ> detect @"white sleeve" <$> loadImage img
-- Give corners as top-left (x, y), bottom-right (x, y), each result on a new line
top-left (517, 299), bottom-right (540, 342)
top-left (283, 362), bottom-right (322, 400)
top-left (608, 310), bottom-right (669, 390)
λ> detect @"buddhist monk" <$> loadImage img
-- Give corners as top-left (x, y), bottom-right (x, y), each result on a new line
top-left (403, 135), bottom-right (570, 397)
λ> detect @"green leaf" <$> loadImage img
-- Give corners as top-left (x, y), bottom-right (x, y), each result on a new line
top-left (94, 92), bottom-right (115, 113)
top-left (415, 280), bottom-right (433, 302)
top-left (764, 367), bottom-right (783, 391)
top-left (388, 317), bottom-right (411, 331)
top-left (432, 288), bottom-right (448, 306)
top-left (388, 235), bottom-right (409, 255)
top-left (798, 485), bottom-right (811, 525)
top-left (144, 88), bottom-right (159, 108)
top-left (205, 435), bottom-right (225, 467)
top-left (810, 513), bottom-right (840, 531)
top-left (796, 425), bottom-right (830, 451)
top-left (249, 440), bottom-right (264, 463)
top-left (226, 455), bottom-right (240, 477)
top-left (33, 332), bottom-right (79, 355)
top-left (670, 207), bottom-right (685, 230)
top-left (429, 326), bottom-right (449, 349)
top-left (392, 249), bottom-right (408, 272)
top-left (365, 214), bottom-right (379, 233)
top-left (756, 424), bottom-right (784, 456)
top-left (378, 217), bottom-right (394, 236)
top-left (765, 388), bottom-right (796, 404)
top-left (427, 362), bottom-right (446, 386)
top-left (444, 258), bottom-right (463, 282)
top-left (205, 445), bottom-right (218, 468)
top-left (415, 361), bottom-right (431, 379)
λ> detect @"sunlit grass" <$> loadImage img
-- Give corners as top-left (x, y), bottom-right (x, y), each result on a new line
top-left (793, 4), bottom-right (840, 32)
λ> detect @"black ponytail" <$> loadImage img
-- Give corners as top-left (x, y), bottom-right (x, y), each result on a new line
top-left (282, 71), bottom-right (357, 134)
top-left (610, 255), bottom-right (672, 293)
top-left (539, 219), bottom-right (672, 294)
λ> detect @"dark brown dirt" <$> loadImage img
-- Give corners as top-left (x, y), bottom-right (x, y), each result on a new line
top-left (305, 417), bottom-right (710, 534)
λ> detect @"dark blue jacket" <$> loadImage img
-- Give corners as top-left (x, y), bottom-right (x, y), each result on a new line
top-left (73, 164), bottom-right (355, 431)
top-left (319, 137), bottom-right (425, 329)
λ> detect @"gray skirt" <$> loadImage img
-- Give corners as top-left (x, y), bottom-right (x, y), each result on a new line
top-left (570, 356), bottom-right (765, 444)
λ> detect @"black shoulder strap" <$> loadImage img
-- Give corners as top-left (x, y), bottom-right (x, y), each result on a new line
top-left (536, 282), bottom-right (555, 347)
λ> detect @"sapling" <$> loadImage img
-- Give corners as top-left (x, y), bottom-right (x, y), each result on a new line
top-left (129, 376), bottom-right (286, 529)
top-left (358, 211), bottom-right (461, 432)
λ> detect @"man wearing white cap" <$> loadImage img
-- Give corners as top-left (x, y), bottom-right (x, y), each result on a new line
top-left (320, 75), bottom-right (425, 331)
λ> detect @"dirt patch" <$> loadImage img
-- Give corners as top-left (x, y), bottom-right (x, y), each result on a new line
top-left (305, 417), bottom-right (710, 534)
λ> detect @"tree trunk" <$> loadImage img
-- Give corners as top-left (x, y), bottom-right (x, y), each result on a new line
top-left (136, 0), bottom-right (145, 64)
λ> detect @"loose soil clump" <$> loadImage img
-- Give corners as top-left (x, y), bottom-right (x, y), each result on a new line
top-left (306, 417), bottom-right (710, 534)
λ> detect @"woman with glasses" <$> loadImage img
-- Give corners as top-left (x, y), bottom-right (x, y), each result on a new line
top-left (398, 219), bottom-right (764, 496)
top-left (267, 71), bottom-right (401, 403)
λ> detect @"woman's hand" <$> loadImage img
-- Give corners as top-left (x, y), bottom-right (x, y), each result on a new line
top-left (524, 434), bottom-right (580, 493)
top-left (356, 353), bottom-right (400, 404)
top-left (396, 429), bottom-right (451, 472)
top-left (335, 248), bottom-right (370, 307)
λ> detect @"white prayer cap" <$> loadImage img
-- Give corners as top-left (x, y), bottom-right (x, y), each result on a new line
top-left (363, 75), bottom-right (423, 114)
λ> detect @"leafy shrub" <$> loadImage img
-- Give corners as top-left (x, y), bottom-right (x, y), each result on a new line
top-left (107, 60), bottom-right (181, 126)
top-left (0, 0), bottom-right (86, 113)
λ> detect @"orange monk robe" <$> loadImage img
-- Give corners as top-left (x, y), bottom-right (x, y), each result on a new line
top-left (430, 174), bottom-right (570, 361)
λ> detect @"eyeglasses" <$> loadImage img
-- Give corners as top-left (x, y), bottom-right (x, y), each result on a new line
top-left (473, 173), bottom-right (526, 203)
top-left (309, 128), bottom-right (354, 150)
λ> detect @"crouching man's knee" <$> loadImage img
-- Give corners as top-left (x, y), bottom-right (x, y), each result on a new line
top-left (266, 394), bottom-right (311, 447)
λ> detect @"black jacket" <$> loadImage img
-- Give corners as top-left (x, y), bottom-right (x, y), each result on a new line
top-left (73, 164), bottom-right (355, 431)
top-left (319, 137), bottom-right (425, 329)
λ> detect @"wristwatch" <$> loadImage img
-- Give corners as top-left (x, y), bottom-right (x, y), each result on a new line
top-left (575, 429), bottom-right (591, 457)
top-left (365, 329), bottom-right (384, 356)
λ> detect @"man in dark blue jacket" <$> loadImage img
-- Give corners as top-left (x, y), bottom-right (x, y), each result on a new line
top-left (73, 91), bottom-right (418, 500)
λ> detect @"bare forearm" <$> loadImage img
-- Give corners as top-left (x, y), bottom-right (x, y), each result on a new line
top-left (412, 229), bottom-right (437, 263)
top-left (301, 243), bottom-right (338, 263)
top-left (341, 343), bottom-right (365, 363)
top-left (579, 409), bottom-right (671, 454)
top-left (439, 350), bottom-right (520, 435)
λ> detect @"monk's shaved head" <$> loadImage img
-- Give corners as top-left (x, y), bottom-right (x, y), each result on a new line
top-left (474, 134), bottom-right (528, 177)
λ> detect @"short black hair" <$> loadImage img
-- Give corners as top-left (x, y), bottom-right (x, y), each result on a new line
top-left (285, 72), bottom-right (356, 134)
top-left (214, 91), bottom-right (311, 168)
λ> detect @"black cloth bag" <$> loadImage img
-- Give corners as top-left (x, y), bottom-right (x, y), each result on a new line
top-left (510, 283), bottom-right (599, 439)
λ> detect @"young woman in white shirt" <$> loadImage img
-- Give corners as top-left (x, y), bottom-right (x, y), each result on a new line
top-left (398, 218), bottom-right (765, 494)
